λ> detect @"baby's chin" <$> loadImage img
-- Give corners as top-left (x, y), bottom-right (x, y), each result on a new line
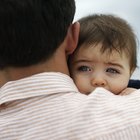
top-left (80, 87), bottom-right (111, 95)
top-left (82, 88), bottom-right (121, 95)
top-left (86, 88), bottom-right (99, 95)
top-left (79, 91), bottom-right (91, 95)
top-left (108, 89), bottom-right (120, 95)
top-left (84, 88), bottom-right (115, 95)
top-left (81, 90), bottom-right (95, 95)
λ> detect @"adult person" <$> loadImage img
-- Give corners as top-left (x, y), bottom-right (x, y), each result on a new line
top-left (0, 0), bottom-right (140, 139)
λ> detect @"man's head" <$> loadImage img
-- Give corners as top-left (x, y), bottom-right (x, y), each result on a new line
top-left (0, 0), bottom-right (76, 69)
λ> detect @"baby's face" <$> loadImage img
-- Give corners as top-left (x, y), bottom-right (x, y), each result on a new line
top-left (69, 43), bottom-right (131, 95)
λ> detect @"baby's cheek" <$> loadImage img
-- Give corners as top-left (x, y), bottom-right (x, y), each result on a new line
top-left (76, 79), bottom-right (90, 94)
top-left (110, 82), bottom-right (128, 95)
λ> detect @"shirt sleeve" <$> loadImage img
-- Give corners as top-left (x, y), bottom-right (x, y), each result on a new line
top-left (128, 79), bottom-right (140, 89)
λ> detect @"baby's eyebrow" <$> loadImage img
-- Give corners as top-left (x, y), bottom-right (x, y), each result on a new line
top-left (106, 62), bottom-right (124, 69)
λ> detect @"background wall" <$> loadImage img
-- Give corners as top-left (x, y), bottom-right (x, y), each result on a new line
top-left (74, 0), bottom-right (140, 79)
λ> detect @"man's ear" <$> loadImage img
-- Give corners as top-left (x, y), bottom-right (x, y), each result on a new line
top-left (65, 22), bottom-right (80, 55)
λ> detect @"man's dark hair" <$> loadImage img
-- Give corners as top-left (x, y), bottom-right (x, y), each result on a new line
top-left (0, 0), bottom-right (75, 68)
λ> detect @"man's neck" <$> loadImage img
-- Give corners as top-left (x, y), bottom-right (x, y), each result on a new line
top-left (0, 43), bottom-right (72, 87)
top-left (0, 57), bottom-right (69, 87)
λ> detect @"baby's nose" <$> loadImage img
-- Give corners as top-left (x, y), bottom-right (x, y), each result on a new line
top-left (91, 76), bottom-right (106, 87)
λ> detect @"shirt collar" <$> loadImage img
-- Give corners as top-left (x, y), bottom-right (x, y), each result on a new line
top-left (0, 72), bottom-right (79, 105)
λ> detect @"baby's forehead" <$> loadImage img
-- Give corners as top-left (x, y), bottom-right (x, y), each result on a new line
top-left (80, 42), bottom-right (125, 54)
top-left (79, 43), bottom-right (129, 61)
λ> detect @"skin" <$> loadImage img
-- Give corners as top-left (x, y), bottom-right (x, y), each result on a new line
top-left (69, 43), bottom-right (136, 95)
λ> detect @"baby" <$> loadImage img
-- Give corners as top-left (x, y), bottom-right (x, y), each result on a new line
top-left (69, 14), bottom-right (137, 95)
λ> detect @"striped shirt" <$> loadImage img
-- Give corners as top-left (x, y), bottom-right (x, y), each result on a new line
top-left (0, 72), bottom-right (140, 140)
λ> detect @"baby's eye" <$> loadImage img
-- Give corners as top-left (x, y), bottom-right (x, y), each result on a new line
top-left (106, 68), bottom-right (119, 74)
top-left (78, 66), bottom-right (92, 72)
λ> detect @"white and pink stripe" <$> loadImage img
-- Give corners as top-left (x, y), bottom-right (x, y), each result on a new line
top-left (0, 72), bottom-right (140, 140)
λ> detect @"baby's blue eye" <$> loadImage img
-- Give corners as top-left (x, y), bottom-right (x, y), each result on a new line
top-left (78, 66), bottom-right (91, 72)
top-left (106, 68), bottom-right (119, 74)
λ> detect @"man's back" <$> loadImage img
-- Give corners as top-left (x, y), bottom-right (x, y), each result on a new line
top-left (1, 72), bottom-right (140, 140)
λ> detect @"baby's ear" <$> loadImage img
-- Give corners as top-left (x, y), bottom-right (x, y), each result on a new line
top-left (65, 22), bottom-right (80, 55)
top-left (130, 67), bottom-right (136, 75)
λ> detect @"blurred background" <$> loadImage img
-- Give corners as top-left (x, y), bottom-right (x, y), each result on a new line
top-left (74, 0), bottom-right (140, 79)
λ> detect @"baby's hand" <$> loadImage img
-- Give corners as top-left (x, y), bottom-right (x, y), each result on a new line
top-left (119, 88), bottom-right (137, 95)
